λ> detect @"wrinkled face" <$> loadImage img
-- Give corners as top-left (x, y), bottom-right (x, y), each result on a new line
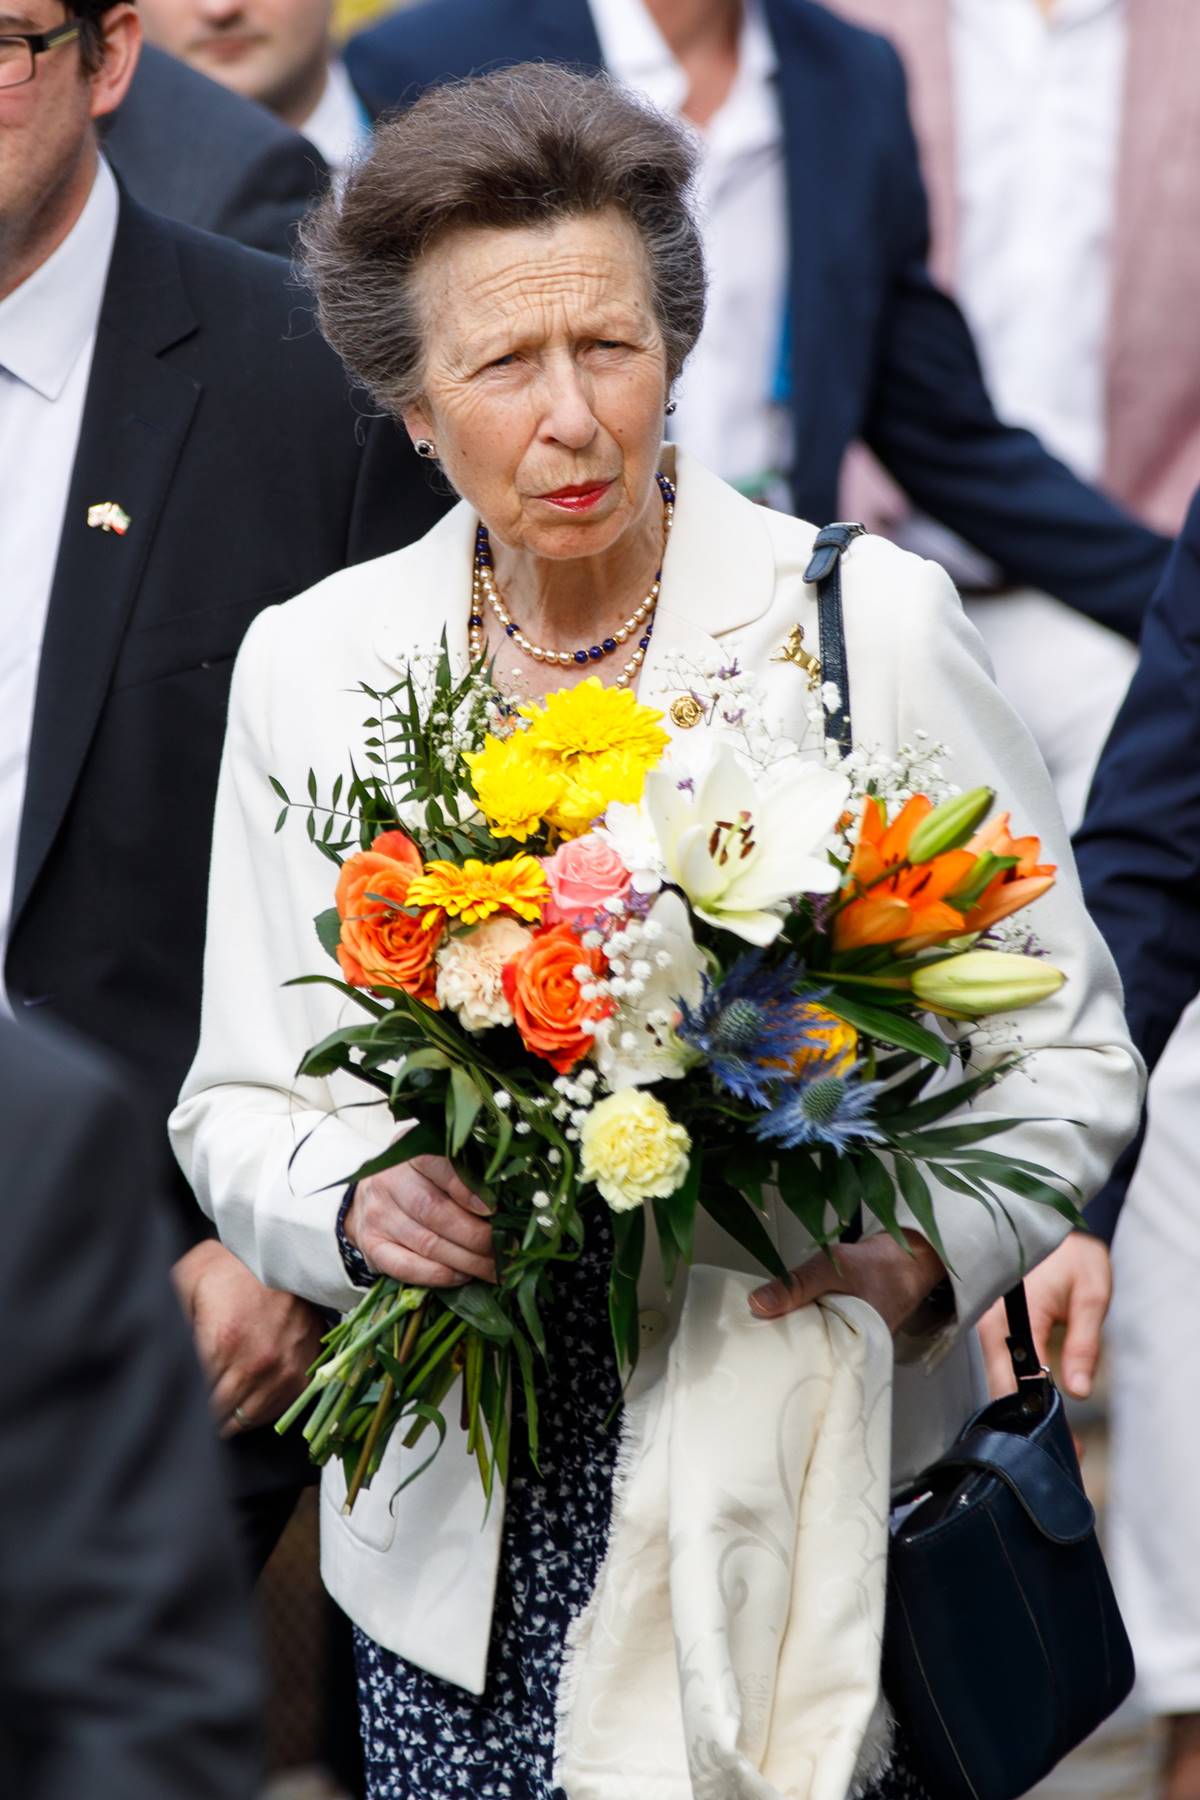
top-left (405, 209), bottom-right (670, 563)
top-left (137, 0), bottom-right (330, 119)
top-left (0, 0), bottom-right (135, 252)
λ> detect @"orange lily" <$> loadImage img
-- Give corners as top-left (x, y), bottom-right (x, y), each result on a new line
top-left (834, 796), bottom-right (976, 952)
top-left (960, 813), bottom-right (1056, 933)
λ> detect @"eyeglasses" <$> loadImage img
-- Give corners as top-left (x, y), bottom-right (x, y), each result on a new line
top-left (0, 20), bottom-right (83, 88)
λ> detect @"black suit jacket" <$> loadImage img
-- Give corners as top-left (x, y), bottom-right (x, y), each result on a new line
top-left (104, 45), bottom-right (327, 258)
top-left (345, 0), bottom-right (1168, 638)
top-left (1074, 487), bottom-right (1200, 1241)
top-left (0, 1018), bottom-right (261, 1800)
top-left (4, 198), bottom-right (445, 1495)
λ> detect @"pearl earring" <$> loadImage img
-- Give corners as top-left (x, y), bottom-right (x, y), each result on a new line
top-left (414, 439), bottom-right (437, 459)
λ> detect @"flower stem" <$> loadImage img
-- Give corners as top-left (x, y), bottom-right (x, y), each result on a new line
top-left (342, 1298), bottom-right (428, 1512)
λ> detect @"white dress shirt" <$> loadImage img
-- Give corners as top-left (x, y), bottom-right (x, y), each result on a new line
top-left (302, 58), bottom-right (372, 180)
top-left (589, 0), bottom-right (790, 499)
top-left (951, 0), bottom-right (1127, 482)
top-left (0, 157), bottom-right (118, 1009)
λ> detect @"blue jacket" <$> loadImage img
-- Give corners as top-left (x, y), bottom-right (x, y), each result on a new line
top-left (346, 0), bottom-right (1168, 638)
top-left (1075, 486), bottom-right (1200, 1240)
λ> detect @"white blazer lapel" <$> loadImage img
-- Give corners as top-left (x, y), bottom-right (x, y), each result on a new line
top-left (641, 449), bottom-right (789, 756)
top-left (371, 495), bottom-right (477, 678)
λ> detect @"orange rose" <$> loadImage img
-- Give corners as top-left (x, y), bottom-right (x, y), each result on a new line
top-left (501, 923), bottom-right (611, 1074)
top-left (335, 831), bottom-right (442, 1002)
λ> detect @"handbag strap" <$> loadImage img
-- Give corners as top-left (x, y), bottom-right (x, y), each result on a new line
top-left (805, 524), bottom-right (1045, 1398)
top-left (803, 521), bottom-right (862, 755)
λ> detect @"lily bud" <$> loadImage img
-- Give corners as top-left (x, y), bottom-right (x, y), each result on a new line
top-left (911, 949), bottom-right (1065, 1016)
top-left (907, 786), bottom-right (995, 863)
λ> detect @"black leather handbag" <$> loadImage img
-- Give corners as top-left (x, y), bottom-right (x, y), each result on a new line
top-left (806, 524), bottom-right (1136, 1800)
top-left (882, 1286), bottom-right (1134, 1799)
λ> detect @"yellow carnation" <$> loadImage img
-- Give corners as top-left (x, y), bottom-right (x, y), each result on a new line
top-left (579, 1088), bottom-right (692, 1214)
top-left (406, 854), bottom-right (549, 927)
top-left (463, 734), bottom-right (563, 842)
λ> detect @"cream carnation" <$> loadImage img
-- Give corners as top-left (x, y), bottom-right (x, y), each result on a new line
top-left (578, 1088), bottom-right (691, 1213)
top-left (435, 916), bottom-right (532, 1032)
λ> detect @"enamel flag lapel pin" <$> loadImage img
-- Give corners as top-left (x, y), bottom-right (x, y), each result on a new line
top-left (87, 501), bottom-right (131, 535)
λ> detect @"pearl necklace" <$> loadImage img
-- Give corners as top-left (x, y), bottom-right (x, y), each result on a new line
top-left (469, 471), bottom-right (675, 690)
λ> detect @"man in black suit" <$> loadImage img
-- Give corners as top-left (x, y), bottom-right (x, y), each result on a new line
top-left (345, 0), bottom-right (1168, 641)
top-left (0, 0), bottom-right (444, 1565)
top-left (0, 1017), bottom-right (261, 1800)
top-left (105, 42), bottom-right (328, 258)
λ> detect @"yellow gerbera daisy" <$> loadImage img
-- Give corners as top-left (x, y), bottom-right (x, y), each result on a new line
top-left (462, 734), bottom-right (563, 842)
top-left (518, 679), bottom-right (668, 769)
top-left (406, 854), bottom-right (550, 928)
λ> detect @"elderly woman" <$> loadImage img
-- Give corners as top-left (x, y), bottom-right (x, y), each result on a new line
top-left (171, 66), bottom-right (1141, 1800)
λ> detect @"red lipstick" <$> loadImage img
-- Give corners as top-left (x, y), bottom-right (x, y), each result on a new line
top-left (537, 480), bottom-right (613, 512)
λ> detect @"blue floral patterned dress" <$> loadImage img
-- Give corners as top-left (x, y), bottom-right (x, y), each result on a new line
top-left (352, 1218), bottom-right (930, 1800)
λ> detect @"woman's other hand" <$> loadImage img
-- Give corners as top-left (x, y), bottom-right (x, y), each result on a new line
top-left (345, 1154), bottom-right (497, 1288)
top-left (748, 1231), bottom-right (948, 1335)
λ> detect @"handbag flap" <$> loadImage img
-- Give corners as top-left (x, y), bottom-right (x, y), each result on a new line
top-left (928, 1423), bottom-right (1096, 1545)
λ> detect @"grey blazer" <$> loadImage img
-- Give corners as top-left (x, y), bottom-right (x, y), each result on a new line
top-left (104, 45), bottom-right (327, 260)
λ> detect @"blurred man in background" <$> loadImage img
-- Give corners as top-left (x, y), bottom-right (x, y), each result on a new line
top-left (139, 0), bottom-right (374, 176)
top-left (105, 41), bottom-right (328, 255)
top-left (821, 7), bottom-right (1200, 1790)
top-left (0, 0), bottom-right (441, 1572)
top-left (0, 1017), bottom-right (261, 1800)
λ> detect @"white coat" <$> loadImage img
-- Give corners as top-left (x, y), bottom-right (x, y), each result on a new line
top-left (170, 449), bottom-right (1143, 1694)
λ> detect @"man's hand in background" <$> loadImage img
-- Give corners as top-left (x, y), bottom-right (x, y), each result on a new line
top-left (978, 1232), bottom-right (1112, 1400)
top-left (173, 1239), bottom-right (325, 1436)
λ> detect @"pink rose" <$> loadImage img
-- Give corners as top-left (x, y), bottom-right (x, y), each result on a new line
top-left (542, 834), bottom-right (633, 926)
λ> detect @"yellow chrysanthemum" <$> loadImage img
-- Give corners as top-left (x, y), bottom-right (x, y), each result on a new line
top-left (518, 679), bottom-right (668, 770)
top-left (792, 1004), bottom-right (858, 1077)
top-left (406, 855), bottom-right (549, 928)
top-left (544, 749), bottom-right (659, 840)
top-left (462, 734), bottom-right (563, 842)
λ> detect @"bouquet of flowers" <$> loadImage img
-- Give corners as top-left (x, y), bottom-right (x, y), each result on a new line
top-left (273, 651), bottom-right (1073, 1511)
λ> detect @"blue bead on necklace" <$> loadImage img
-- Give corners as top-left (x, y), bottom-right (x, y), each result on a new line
top-left (469, 471), bottom-right (675, 689)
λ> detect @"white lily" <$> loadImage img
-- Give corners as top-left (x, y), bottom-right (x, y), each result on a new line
top-left (595, 891), bottom-right (707, 1088)
top-left (642, 743), bottom-right (849, 946)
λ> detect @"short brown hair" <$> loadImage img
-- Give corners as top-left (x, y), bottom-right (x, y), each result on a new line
top-left (301, 62), bottom-right (706, 416)
top-left (70, 0), bottom-right (123, 72)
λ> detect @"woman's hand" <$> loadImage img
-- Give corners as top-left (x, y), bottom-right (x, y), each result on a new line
top-left (345, 1154), bottom-right (497, 1287)
top-left (748, 1231), bottom-right (948, 1335)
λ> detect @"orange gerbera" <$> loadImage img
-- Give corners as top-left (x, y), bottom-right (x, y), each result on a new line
top-left (960, 813), bottom-right (1056, 933)
top-left (833, 796), bottom-right (976, 953)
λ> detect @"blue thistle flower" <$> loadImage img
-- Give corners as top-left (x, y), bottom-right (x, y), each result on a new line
top-left (677, 953), bottom-right (826, 1107)
top-left (754, 1068), bottom-right (883, 1152)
